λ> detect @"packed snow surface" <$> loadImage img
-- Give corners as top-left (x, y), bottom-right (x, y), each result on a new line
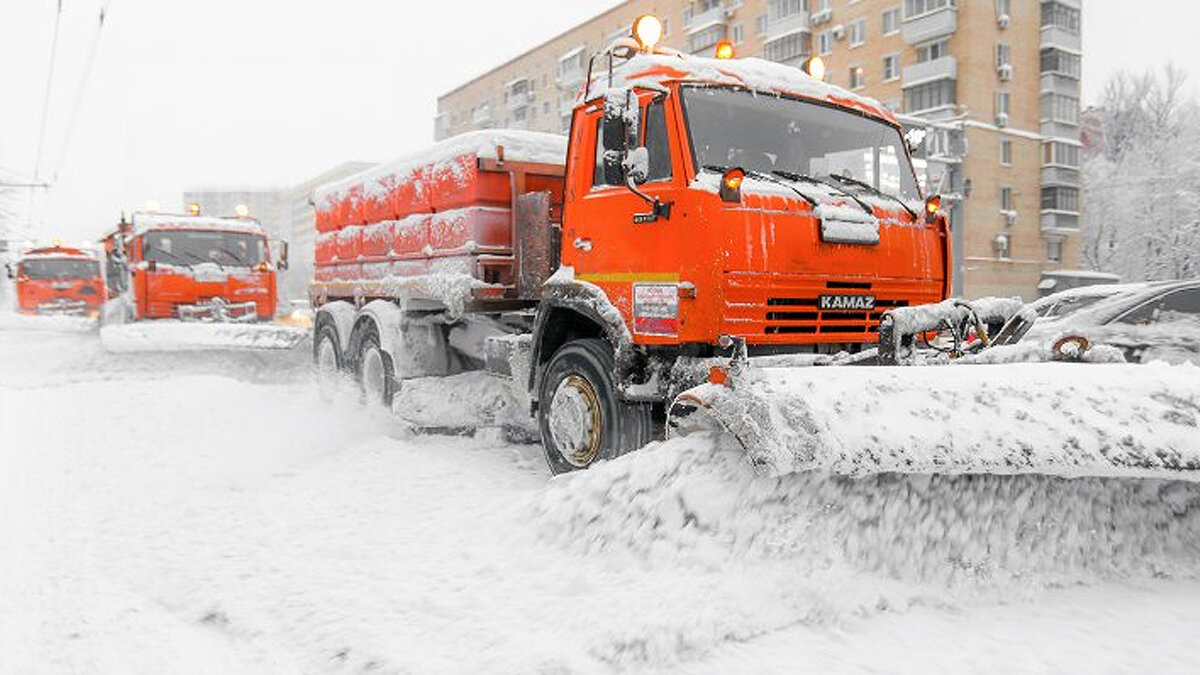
top-left (4, 322), bottom-right (1200, 673)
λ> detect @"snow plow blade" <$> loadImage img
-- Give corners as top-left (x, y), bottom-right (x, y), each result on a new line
top-left (100, 321), bottom-right (309, 353)
top-left (668, 362), bottom-right (1200, 481)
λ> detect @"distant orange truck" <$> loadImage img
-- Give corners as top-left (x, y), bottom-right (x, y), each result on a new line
top-left (8, 245), bottom-right (105, 317)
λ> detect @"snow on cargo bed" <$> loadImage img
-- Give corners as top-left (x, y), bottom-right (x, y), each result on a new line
top-left (312, 130), bottom-right (567, 207)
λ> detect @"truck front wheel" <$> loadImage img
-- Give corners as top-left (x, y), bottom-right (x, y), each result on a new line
top-left (538, 338), bottom-right (652, 474)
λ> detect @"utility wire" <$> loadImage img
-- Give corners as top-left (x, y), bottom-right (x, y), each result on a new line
top-left (26, 0), bottom-right (65, 235)
top-left (51, 3), bottom-right (109, 184)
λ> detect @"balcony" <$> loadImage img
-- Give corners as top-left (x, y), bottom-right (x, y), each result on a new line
top-left (1040, 25), bottom-right (1081, 52)
top-left (471, 106), bottom-right (493, 128)
top-left (1041, 166), bottom-right (1080, 186)
top-left (687, 3), bottom-right (727, 34)
top-left (902, 55), bottom-right (957, 87)
top-left (1040, 120), bottom-right (1078, 139)
top-left (505, 90), bottom-right (533, 112)
top-left (901, 5), bottom-right (956, 44)
top-left (764, 11), bottom-right (810, 41)
top-left (1041, 210), bottom-right (1080, 234)
top-left (1040, 72), bottom-right (1080, 97)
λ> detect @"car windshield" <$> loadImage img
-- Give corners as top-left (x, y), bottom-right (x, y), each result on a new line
top-left (1034, 293), bottom-right (1110, 318)
top-left (143, 229), bottom-right (266, 268)
top-left (682, 86), bottom-right (921, 201)
top-left (19, 258), bottom-right (100, 280)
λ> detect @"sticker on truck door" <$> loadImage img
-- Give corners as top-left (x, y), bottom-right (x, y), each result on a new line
top-left (633, 283), bottom-right (679, 336)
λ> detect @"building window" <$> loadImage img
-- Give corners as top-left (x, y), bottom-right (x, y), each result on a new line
top-left (769, 0), bottom-right (810, 21)
top-left (1047, 238), bottom-right (1063, 262)
top-left (1042, 93), bottom-right (1080, 125)
top-left (1040, 48), bottom-right (1081, 79)
top-left (1041, 2), bottom-right (1080, 34)
top-left (904, 79), bottom-right (955, 112)
top-left (883, 53), bottom-right (900, 81)
top-left (1041, 186), bottom-right (1079, 212)
top-left (1000, 138), bottom-right (1012, 165)
top-left (765, 32), bottom-right (810, 62)
top-left (849, 66), bottom-right (866, 90)
top-left (995, 43), bottom-right (1011, 68)
top-left (904, 0), bottom-right (954, 20)
top-left (996, 0), bottom-right (1011, 19)
top-left (732, 23), bottom-right (745, 45)
top-left (882, 7), bottom-right (901, 34)
top-left (817, 30), bottom-right (833, 56)
top-left (1000, 186), bottom-right (1013, 211)
top-left (688, 24), bottom-right (728, 54)
top-left (1043, 141), bottom-right (1081, 167)
top-left (816, 0), bottom-right (831, 10)
top-left (916, 39), bottom-right (949, 63)
top-left (756, 13), bottom-right (768, 35)
top-left (995, 232), bottom-right (1011, 260)
top-left (849, 19), bottom-right (866, 46)
top-left (683, 7), bottom-right (693, 27)
top-left (995, 91), bottom-right (1011, 117)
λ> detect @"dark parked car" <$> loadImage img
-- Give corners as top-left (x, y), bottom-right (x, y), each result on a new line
top-left (1024, 280), bottom-right (1200, 364)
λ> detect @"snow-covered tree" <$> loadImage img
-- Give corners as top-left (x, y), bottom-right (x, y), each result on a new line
top-left (1082, 65), bottom-right (1200, 281)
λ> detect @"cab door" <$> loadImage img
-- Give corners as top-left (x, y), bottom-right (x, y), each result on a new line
top-left (563, 90), bottom-right (692, 344)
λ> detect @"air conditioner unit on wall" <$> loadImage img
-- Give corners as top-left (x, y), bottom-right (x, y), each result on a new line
top-left (832, 24), bottom-right (845, 39)
top-left (1002, 209), bottom-right (1018, 226)
top-left (998, 64), bottom-right (1013, 81)
top-left (995, 112), bottom-right (1009, 128)
top-left (998, 13), bottom-right (1011, 29)
top-left (812, 9), bottom-right (832, 24)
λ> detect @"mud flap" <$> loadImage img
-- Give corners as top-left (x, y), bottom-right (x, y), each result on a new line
top-left (668, 362), bottom-right (1200, 481)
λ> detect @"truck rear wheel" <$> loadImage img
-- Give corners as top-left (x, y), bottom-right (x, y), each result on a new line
top-left (538, 338), bottom-right (652, 474)
top-left (355, 323), bottom-right (395, 408)
top-left (314, 321), bottom-right (345, 400)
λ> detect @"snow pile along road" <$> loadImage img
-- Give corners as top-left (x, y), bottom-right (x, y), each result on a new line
top-left (531, 436), bottom-right (1200, 587)
top-left (100, 320), bottom-right (309, 352)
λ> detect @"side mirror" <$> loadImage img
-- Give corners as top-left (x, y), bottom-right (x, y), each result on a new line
top-left (4, 263), bottom-right (13, 280)
top-left (602, 88), bottom-right (638, 185)
top-left (277, 241), bottom-right (289, 271)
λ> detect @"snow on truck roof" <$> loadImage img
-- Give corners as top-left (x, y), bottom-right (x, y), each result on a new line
top-left (19, 246), bottom-right (98, 261)
top-left (313, 130), bottom-right (569, 203)
top-left (587, 52), bottom-right (897, 125)
top-left (130, 213), bottom-right (267, 237)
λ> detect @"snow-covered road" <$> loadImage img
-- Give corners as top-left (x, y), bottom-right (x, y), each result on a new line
top-left (3, 323), bottom-right (1200, 674)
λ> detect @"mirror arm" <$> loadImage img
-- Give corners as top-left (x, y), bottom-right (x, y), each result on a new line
top-left (625, 175), bottom-right (671, 223)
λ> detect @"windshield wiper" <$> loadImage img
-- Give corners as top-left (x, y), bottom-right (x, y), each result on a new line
top-left (770, 170), bottom-right (875, 216)
top-left (143, 244), bottom-right (190, 267)
top-left (824, 173), bottom-right (918, 219)
top-left (702, 165), bottom-right (817, 206)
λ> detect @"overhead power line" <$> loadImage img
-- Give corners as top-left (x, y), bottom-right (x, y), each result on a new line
top-left (51, 2), bottom-right (110, 183)
top-left (26, 0), bottom-right (65, 233)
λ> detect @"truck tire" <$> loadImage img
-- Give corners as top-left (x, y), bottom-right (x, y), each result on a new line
top-left (355, 323), bottom-right (396, 408)
top-left (538, 338), bottom-right (652, 474)
top-left (314, 321), bottom-right (345, 400)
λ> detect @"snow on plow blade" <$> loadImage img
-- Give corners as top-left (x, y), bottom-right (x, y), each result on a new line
top-left (669, 362), bottom-right (1200, 481)
top-left (100, 321), bottom-right (309, 353)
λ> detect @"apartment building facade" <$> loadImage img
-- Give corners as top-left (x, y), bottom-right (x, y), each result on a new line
top-left (435, 0), bottom-right (1084, 299)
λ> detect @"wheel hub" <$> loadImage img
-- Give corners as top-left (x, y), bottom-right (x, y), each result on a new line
top-left (548, 374), bottom-right (602, 467)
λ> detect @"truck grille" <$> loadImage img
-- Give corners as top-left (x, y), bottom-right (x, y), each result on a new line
top-left (722, 274), bottom-right (939, 343)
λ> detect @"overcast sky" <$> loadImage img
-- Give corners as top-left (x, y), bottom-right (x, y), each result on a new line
top-left (2, 0), bottom-right (1198, 243)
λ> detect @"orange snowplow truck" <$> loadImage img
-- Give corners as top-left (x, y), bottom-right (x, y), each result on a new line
top-left (310, 19), bottom-right (949, 474)
top-left (100, 210), bottom-right (286, 323)
top-left (7, 245), bottom-right (105, 317)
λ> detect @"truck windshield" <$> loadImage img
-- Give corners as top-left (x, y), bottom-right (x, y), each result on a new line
top-left (19, 259), bottom-right (100, 280)
top-left (143, 230), bottom-right (266, 268)
top-left (682, 86), bottom-right (920, 202)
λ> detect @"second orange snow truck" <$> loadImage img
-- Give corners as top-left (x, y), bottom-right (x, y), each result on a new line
top-left (99, 209), bottom-right (306, 351)
top-left (311, 16), bottom-right (1200, 480)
